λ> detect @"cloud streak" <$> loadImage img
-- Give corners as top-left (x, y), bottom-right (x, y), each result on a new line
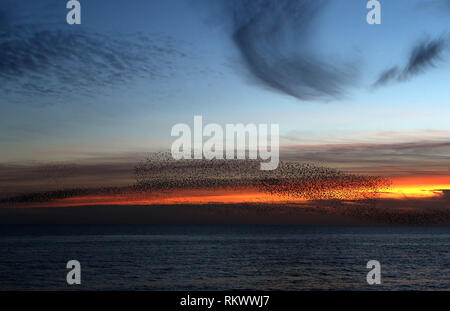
top-left (0, 28), bottom-right (186, 102)
top-left (402, 38), bottom-right (447, 78)
top-left (374, 38), bottom-right (448, 87)
top-left (0, 3), bottom-right (187, 104)
top-left (282, 139), bottom-right (450, 176)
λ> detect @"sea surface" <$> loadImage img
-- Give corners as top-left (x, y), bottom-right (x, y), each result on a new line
top-left (0, 225), bottom-right (449, 290)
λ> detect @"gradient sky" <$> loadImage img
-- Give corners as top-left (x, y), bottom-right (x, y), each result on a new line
top-left (2, 1), bottom-right (450, 226)
top-left (1, 0), bottom-right (450, 172)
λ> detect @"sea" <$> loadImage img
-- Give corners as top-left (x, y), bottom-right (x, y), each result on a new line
top-left (0, 225), bottom-right (449, 290)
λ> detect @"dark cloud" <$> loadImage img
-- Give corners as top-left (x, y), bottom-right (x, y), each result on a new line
top-left (362, 194), bottom-right (450, 225)
top-left (374, 38), bottom-right (448, 88)
top-left (0, 203), bottom-right (374, 225)
top-left (401, 38), bottom-right (447, 78)
top-left (1, 196), bottom-right (450, 225)
top-left (439, 189), bottom-right (450, 201)
top-left (0, 27), bottom-right (186, 102)
top-left (0, 2), bottom-right (187, 104)
top-left (213, 0), bottom-right (358, 101)
top-left (373, 66), bottom-right (399, 87)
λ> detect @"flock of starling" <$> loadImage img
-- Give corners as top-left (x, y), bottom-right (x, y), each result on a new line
top-left (134, 152), bottom-right (391, 201)
top-left (3, 152), bottom-right (450, 224)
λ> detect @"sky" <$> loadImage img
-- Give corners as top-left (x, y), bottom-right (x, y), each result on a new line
top-left (1, 1), bottom-right (450, 223)
top-left (1, 0), bottom-right (450, 161)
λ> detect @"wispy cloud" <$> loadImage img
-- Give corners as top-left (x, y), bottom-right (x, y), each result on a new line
top-left (282, 139), bottom-right (450, 176)
top-left (373, 66), bottom-right (399, 88)
top-left (0, 4), bottom-right (187, 104)
top-left (0, 29), bottom-right (186, 102)
top-left (374, 38), bottom-right (448, 87)
top-left (211, 0), bottom-right (358, 101)
top-left (402, 38), bottom-right (447, 78)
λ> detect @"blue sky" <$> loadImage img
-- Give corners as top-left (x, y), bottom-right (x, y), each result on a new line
top-left (1, 0), bottom-right (450, 163)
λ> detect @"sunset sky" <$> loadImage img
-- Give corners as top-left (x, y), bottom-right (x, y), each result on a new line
top-left (1, 0), bottom-right (450, 221)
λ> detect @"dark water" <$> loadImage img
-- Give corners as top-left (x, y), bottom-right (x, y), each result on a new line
top-left (0, 225), bottom-right (449, 290)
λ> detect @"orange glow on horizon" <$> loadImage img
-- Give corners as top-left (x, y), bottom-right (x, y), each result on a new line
top-left (29, 188), bottom-right (296, 208)
top-left (387, 175), bottom-right (450, 199)
top-left (20, 175), bottom-right (450, 208)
